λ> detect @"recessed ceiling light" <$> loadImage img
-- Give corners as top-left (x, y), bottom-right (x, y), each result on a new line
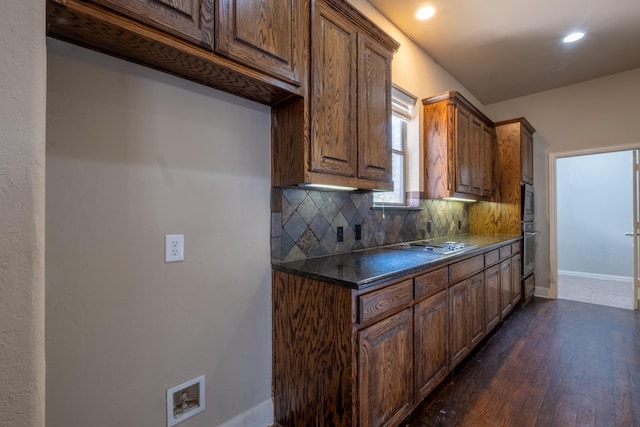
top-left (563, 32), bottom-right (585, 43)
top-left (415, 5), bottom-right (436, 20)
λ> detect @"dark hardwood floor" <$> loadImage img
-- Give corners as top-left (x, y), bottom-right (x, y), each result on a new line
top-left (405, 298), bottom-right (640, 427)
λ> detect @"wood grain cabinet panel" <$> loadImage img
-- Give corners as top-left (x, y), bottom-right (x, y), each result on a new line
top-left (85, 0), bottom-right (214, 47)
top-left (469, 115), bottom-right (484, 195)
top-left (272, 0), bottom-right (399, 191)
top-left (521, 126), bottom-right (534, 184)
top-left (484, 263), bottom-right (500, 332)
top-left (357, 33), bottom-right (393, 182)
top-left (311, 1), bottom-right (358, 177)
top-left (216, 0), bottom-right (302, 85)
top-left (414, 267), bottom-right (448, 300)
top-left (359, 308), bottom-right (413, 427)
top-left (449, 273), bottom-right (486, 368)
top-left (500, 258), bottom-right (513, 319)
top-left (484, 249), bottom-right (500, 267)
top-left (449, 254), bottom-right (484, 283)
top-left (423, 91), bottom-right (495, 200)
top-left (414, 289), bottom-right (449, 403)
top-left (359, 279), bottom-right (413, 324)
top-left (468, 272), bottom-right (485, 349)
top-left (449, 278), bottom-right (469, 367)
top-left (456, 107), bottom-right (472, 194)
top-left (482, 124), bottom-right (495, 197)
top-left (511, 253), bottom-right (522, 306)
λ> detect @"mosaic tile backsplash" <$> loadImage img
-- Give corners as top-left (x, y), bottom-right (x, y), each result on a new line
top-left (271, 188), bottom-right (470, 262)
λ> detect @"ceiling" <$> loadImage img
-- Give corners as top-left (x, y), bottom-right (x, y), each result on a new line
top-left (367, 0), bottom-right (640, 104)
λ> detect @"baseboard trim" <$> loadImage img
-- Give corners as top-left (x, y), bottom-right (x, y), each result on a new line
top-left (534, 287), bottom-right (553, 299)
top-left (217, 399), bottom-right (273, 427)
top-left (558, 270), bottom-right (633, 283)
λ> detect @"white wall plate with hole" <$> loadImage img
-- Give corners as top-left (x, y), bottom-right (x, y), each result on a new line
top-left (167, 375), bottom-right (205, 426)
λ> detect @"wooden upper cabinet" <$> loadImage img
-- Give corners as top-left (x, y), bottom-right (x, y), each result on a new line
top-left (216, 0), bottom-right (302, 85)
top-left (271, 0), bottom-right (399, 191)
top-left (357, 33), bottom-right (393, 182)
top-left (86, 0), bottom-right (214, 47)
top-left (310, 1), bottom-right (358, 177)
top-left (495, 117), bottom-right (536, 185)
top-left (482, 124), bottom-right (495, 197)
top-left (456, 107), bottom-right (472, 194)
top-left (47, 0), bottom-right (306, 104)
top-left (521, 125), bottom-right (534, 184)
top-left (423, 91), bottom-right (495, 200)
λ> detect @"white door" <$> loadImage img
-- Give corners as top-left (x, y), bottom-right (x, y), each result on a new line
top-left (555, 150), bottom-right (636, 310)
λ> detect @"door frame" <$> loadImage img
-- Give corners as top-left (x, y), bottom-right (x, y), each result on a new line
top-left (548, 143), bottom-right (640, 308)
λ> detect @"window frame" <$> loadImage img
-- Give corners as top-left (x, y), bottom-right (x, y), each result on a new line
top-left (374, 85), bottom-right (417, 207)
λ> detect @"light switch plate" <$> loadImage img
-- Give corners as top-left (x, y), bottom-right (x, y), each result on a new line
top-left (165, 234), bottom-right (184, 262)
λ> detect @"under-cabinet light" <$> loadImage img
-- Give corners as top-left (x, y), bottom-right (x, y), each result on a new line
top-left (443, 197), bottom-right (477, 203)
top-left (299, 183), bottom-right (358, 192)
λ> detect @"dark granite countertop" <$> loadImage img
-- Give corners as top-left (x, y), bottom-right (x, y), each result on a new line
top-left (272, 234), bottom-right (521, 290)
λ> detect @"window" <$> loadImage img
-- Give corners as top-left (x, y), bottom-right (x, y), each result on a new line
top-left (374, 86), bottom-right (417, 205)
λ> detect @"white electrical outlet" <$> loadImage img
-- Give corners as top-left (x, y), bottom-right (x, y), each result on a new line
top-left (165, 234), bottom-right (184, 262)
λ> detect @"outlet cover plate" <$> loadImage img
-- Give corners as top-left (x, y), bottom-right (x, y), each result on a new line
top-left (165, 234), bottom-right (184, 262)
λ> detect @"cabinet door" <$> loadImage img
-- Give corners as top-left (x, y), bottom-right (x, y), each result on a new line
top-left (310, 2), bottom-right (357, 177)
top-left (449, 279), bottom-right (469, 367)
top-left (216, 0), bottom-right (301, 85)
top-left (484, 264), bottom-right (500, 332)
top-left (469, 116), bottom-right (483, 195)
top-left (500, 259), bottom-right (512, 319)
top-left (482, 125), bottom-right (494, 197)
top-left (87, 0), bottom-right (213, 47)
top-left (414, 289), bottom-right (448, 403)
top-left (359, 308), bottom-right (413, 427)
top-left (357, 34), bottom-right (393, 182)
top-left (455, 107), bottom-right (472, 194)
top-left (511, 253), bottom-right (522, 306)
top-left (468, 273), bottom-right (485, 349)
top-left (521, 127), bottom-right (534, 184)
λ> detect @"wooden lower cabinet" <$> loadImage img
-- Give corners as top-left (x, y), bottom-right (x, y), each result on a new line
top-left (359, 308), bottom-right (413, 427)
top-left (449, 272), bottom-right (485, 367)
top-left (511, 253), bottom-right (522, 306)
top-left (273, 241), bottom-right (520, 427)
top-left (468, 273), bottom-right (486, 348)
top-left (500, 259), bottom-right (512, 319)
top-left (485, 263), bottom-right (501, 332)
top-left (414, 289), bottom-right (449, 402)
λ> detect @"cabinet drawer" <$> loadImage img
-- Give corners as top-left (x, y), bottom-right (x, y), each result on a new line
top-left (449, 255), bottom-right (484, 283)
top-left (414, 267), bottom-right (448, 300)
top-left (359, 279), bottom-right (413, 324)
top-left (499, 245), bottom-right (512, 259)
top-left (511, 242), bottom-right (521, 254)
top-left (484, 250), bottom-right (500, 267)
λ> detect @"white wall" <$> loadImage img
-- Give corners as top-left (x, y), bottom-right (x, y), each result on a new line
top-left (0, 1), bottom-right (46, 426)
top-left (486, 68), bottom-right (640, 295)
top-left (557, 151), bottom-right (633, 277)
top-left (46, 39), bottom-right (272, 427)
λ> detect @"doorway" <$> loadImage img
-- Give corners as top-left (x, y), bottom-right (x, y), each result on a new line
top-left (551, 148), bottom-right (638, 310)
